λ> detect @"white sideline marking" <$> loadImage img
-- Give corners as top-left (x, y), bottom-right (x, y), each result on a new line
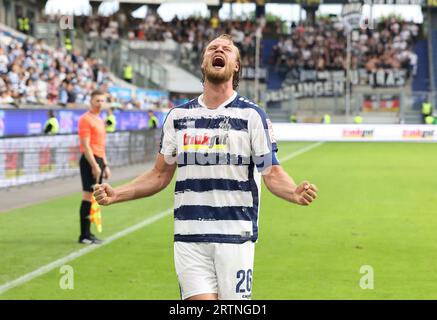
top-left (0, 209), bottom-right (172, 296)
top-left (279, 141), bottom-right (324, 163)
top-left (0, 142), bottom-right (323, 295)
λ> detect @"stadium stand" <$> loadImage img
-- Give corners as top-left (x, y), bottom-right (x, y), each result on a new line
top-left (70, 14), bottom-right (423, 118)
top-left (72, 14), bottom-right (261, 76)
top-left (269, 17), bottom-right (419, 75)
top-left (0, 1), bottom-right (432, 123)
top-left (74, 14), bottom-right (420, 80)
top-left (0, 23), bottom-right (163, 110)
top-left (0, 28), bottom-right (116, 108)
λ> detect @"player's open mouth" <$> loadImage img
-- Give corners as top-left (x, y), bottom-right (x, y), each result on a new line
top-left (212, 56), bottom-right (225, 69)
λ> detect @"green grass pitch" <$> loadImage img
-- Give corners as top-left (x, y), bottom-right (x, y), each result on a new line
top-left (1, 141), bottom-right (436, 299)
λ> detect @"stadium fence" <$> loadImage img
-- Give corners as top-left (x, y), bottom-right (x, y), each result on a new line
top-left (0, 129), bottom-right (160, 189)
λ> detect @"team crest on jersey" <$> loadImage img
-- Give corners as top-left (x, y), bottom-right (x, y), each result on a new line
top-left (218, 116), bottom-right (231, 131)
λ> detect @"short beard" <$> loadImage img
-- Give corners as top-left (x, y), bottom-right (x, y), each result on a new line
top-left (202, 63), bottom-right (234, 85)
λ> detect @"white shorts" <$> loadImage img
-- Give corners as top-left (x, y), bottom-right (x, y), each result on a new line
top-left (174, 241), bottom-right (255, 300)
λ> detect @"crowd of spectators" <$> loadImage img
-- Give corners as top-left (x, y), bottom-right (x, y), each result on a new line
top-left (73, 14), bottom-right (261, 72)
top-left (73, 13), bottom-right (420, 80)
top-left (173, 16), bottom-right (261, 74)
top-left (1, 12), bottom-right (423, 108)
top-left (270, 17), bottom-right (420, 78)
top-left (0, 33), bottom-right (115, 108)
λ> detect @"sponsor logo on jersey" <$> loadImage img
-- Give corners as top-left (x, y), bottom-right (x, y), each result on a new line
top-left (183, 132), bottom-right (229, 151)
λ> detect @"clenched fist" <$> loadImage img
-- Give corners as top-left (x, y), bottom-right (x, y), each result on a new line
top-left (93, 183), bottom-right (116, 206)
top-left (293, 181), bottom-right (318, 206)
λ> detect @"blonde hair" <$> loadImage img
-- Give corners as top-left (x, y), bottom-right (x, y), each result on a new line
top-left (200, 34), bottom-right (242, 90)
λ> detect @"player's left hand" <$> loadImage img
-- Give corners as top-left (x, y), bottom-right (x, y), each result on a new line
top-left (293, 181), bottom-right (318, 206)
top-left (104, 166), bottom-right (111, 180)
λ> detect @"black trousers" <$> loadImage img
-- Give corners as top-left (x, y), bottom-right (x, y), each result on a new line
top-left (79, 154), bottom-right (105, 192)
top-left (79, 154), bottom-right (105, 238)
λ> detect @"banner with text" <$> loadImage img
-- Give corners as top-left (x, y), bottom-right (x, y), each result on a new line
top-left (266, 69), bottom-right (409, 102)
top-left (0, 108), bottom-right (167, 138)
top-left (272, 123), bottom-right (437, 142)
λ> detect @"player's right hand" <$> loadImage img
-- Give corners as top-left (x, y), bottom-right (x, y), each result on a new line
top-left (93, 183), bottom-right (116, 206)
top-left (293, 181), bottom-right (318, 206)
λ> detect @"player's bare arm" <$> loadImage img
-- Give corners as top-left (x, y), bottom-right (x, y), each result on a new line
top-left (93, 153), bottom-right (176, 205)
top-left (262, 165), bottom-right (318, 206)
top-left (80, 136), bottom-right (101, 180)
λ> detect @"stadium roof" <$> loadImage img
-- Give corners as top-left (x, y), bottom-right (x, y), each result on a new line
top-left (89, 0), bottom-right (430, 5)
top-left (90, 0), bottom-right (220, 5)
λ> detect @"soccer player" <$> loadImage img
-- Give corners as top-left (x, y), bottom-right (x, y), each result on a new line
top-left (78, 90), bottom-right (111, 244)
top-left (93, 34), bottom-right (317, 300)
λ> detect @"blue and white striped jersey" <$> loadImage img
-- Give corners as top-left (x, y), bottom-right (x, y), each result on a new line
top-left (160, 91), bottom-right (279, 244)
